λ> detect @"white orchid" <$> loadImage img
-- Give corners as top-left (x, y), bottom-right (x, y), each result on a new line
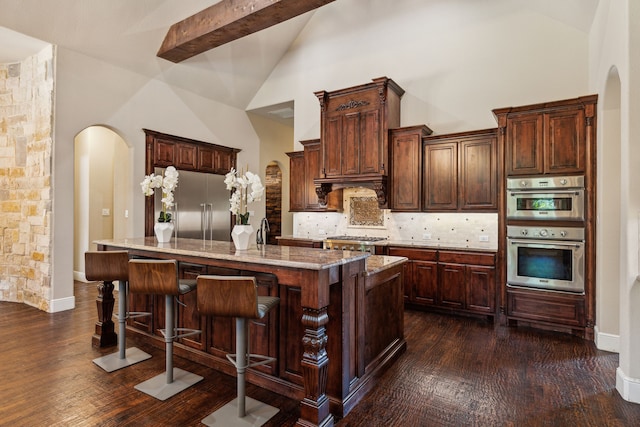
top-left (224, 167), bottom-right (264, 225)
top-left (140, 166), bottom-right (179, 222)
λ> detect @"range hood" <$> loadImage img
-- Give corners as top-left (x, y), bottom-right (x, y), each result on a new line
top-left (312, 77), bottom-right (404, 210)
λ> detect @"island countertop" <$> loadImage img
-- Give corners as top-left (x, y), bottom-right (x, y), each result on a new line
top-left (94, 237), bottom-right (369, 270)
top-left (93, 237), bottom-right (406, 427)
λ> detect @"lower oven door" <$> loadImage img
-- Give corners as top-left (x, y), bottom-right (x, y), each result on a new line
top-left (507, 238), bottom-right (585, 293)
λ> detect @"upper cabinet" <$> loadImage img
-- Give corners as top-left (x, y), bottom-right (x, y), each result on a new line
top-left (314, 77), bottom-right (404, 208)
top-left (389, 125), bottom-right (433, 211)
top-left (287, 139), bottom-right (342, 212)
top-left (422, 129), bottom-right (498, 212)
top-left (144, 129), bottom-right (239, 175)
top-left (493, 95), bottom-right (597, 176)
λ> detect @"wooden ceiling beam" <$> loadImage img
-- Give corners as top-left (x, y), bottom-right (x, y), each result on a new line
top-left (157, 0), bottom-right (335, 63)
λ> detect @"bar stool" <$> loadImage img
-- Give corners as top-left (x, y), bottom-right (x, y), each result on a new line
top-left (128, 259), bottom-right (203, 400)
top-left (85, 251), bottom-right (152, 372)
top-left (196, 275), bottom-right (280, 427)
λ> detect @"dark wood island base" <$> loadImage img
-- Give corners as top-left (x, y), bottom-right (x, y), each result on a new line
top-left (94, 238), bottom-right (406, 427)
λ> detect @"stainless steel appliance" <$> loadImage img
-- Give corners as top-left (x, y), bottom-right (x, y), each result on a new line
top-left (323, 235), bottom-right (385, 253)
top-left (506, 225), bottom-right (585, 293)
top-left (506, 175), bottom-right (585, 221)
top-left (154, 168), bottom-right (231, 240)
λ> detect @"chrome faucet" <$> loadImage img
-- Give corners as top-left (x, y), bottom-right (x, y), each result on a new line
top-left (256, 217), bottom-right (270, 245)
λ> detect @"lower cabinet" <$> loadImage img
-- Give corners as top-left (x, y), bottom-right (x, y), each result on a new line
top-left (388, 246), bottom-right (496, 318)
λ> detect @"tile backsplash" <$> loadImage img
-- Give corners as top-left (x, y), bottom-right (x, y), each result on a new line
top-left (293, 188), bottom-right (498, 249)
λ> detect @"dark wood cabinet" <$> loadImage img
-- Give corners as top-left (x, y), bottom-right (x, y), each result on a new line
top-left (314, 77), bottom-right (404, 208)
top-left (439, 251), bottom-right (496, 315)
top-left (287, 139), bottom-right (342, 212)
top-left (389, 125), bottom-right (433, 211)
top-left (143, 129), bottom-right (240, 236)
top-left (422, 129), bottom-right (498, 212)
top-left (494, 95), bottom-right (596, 176)
top-left (287, 151), bottom-right (305, 211)
top-left (388, 246), bottom-right (495, 318)
top-left (506, 287), bottom-right (585, 329)
top-left (423, 141), bottom-right (458, 210)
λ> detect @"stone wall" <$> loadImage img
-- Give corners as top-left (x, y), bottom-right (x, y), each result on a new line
top-left (0, 45), bottom-right (55, 310)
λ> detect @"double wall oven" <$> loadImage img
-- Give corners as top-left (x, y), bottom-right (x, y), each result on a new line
top-left (506, 176), bottom-right (586, 294)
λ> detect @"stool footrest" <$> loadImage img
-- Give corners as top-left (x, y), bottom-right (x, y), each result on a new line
top-left (159, 327), bottom-right (201, 341)
top-left (115, 311), bottom-right (151, 321)
top-left (226, 353), bottom-right (276, 369)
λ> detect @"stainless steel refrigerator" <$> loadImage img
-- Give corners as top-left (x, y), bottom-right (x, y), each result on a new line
top-left (154, 168), bottom-right (232, 241)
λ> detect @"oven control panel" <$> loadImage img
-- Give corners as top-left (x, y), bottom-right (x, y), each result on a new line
top-left (507, 225), bottom-right (584, 241)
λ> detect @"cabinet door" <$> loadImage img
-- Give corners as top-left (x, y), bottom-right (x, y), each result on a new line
top-left (153, 139), bottom-right (176, 167)
top-left (304, 142), bottom-right (322, 209)
top-left (438, 262), bottom-right (465, 309)
top-left (390, 129), bottom-right (422, 211)
top-left (198, 146), bottom-right (216, 172)
top-left (288, 152), bottom-right (305, 211)
top-left (360, 109), bottom-right (381, 174)
top-left (324, 116), bottom-right (343, 177)
top-left (342, 112), bottom-right (361, 175)
top-left (506, 113), bottom-right (544, 176)
top-left (544, 107), bottom-right (585, 174)
top-left (424, 142), bottom-right (458, 210)
top-left (459, 136), bottom-right (497, 210)
top-left (466, 265), bottom-right (495, 314)
top-left (413, 260), bottom-right (438, 305)
top-left (175, 143), bottom-right (198, 170)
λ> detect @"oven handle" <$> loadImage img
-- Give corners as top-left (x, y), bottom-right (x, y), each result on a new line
top-left (508, 189), bottom-right (583, 196)
top-left (508, 238), bottom-right (583, 248)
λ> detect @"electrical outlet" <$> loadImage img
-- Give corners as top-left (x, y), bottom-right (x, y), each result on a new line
top-left (102, 208), bottom-right (110, 216)
top-left (318, 229), bottom-right (326, 235)
top-left (124, 210), bottom-right (129, 218)
top-left (422, 233), bottom-right (432, 240)
top-left (479, 235), bottom-right (489, 242)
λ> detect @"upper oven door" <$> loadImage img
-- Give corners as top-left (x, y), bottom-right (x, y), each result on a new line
top-left (506, 238), bottom-right (585, 293)
top-left (506, 189), bottom-right (584, 220)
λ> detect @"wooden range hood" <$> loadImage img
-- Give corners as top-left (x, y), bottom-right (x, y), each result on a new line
top-left (313, 77), bottom-right (404, 209)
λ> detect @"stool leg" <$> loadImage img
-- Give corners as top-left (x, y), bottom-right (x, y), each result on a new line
top-left (165, 294), bottom-right (174, 384)
top-left (236, 317), bottom-right (247, 418)
top-left (117, 280), bottom-right (127, 360)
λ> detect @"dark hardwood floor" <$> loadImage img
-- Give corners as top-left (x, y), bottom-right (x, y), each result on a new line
top-left (1, 282), bottom-right (639, 426)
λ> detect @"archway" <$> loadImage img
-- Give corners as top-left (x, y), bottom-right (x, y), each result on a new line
top-left (596, 66), bottom-right (621, 351)
top-left (73, 126), bottom-right (131, 282)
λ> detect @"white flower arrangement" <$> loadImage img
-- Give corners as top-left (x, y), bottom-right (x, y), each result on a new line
top-left (140, 166), bottom-right (179, 222)
top-left (224, 167), bottom-right (264, 225)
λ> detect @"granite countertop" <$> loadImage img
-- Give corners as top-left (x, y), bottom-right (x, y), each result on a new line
top-left (95, 237), bottom-right (368, 270)
top-left (365, 255), bottom-right (407, 276)
top-left (375, 239), bottom-right (498, 253)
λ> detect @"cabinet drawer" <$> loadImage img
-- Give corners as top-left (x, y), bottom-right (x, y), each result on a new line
top-left (388, 247), bottom-right (437, 262)
top-left (507, 287), bottom-right (585, 327)
top-left (438, 250), bottom-right (495, 266)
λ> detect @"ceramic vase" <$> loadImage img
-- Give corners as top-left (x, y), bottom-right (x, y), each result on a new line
top-left (154, 222), bottom-right (174, 243)
top-left (231, 224), bottom-right (254, 251)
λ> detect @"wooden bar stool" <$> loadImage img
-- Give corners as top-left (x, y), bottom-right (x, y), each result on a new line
top-left (196, 275), bottom-right (280, 427)
top-left (85, 251), bottom-right (152, 372)
top-left (128, 259), bottom-right (203, 400)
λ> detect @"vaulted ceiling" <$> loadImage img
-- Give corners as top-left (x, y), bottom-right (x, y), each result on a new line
top-left (0, 0), bottom-right (599, 112)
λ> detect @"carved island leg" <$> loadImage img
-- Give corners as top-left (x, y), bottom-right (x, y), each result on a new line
top-left (297, 307), bottom-right (333, 427)
top-left (91, 280), bottom-right (117, 348)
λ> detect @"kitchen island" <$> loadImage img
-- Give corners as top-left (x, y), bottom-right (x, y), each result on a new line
top-left (94, 237), bottom-right (406, 427)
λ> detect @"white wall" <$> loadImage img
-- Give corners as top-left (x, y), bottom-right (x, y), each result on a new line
top-left (249, 0), bottom-right (590, 145)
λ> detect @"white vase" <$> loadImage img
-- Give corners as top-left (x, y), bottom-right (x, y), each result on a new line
top-left (231, 224), bottom-right (254, 251)
top-left (154, 222), bottom-right (174, 243)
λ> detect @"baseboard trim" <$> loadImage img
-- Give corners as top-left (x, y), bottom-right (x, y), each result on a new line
top-left (50, 295), bottom-right (75, 313)
top-left (594, 325), bottom-right (620, 353)
top-left (617, 367), bottom-right (640, 403)
top-left (73, 271), bottom-right (89, 283)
